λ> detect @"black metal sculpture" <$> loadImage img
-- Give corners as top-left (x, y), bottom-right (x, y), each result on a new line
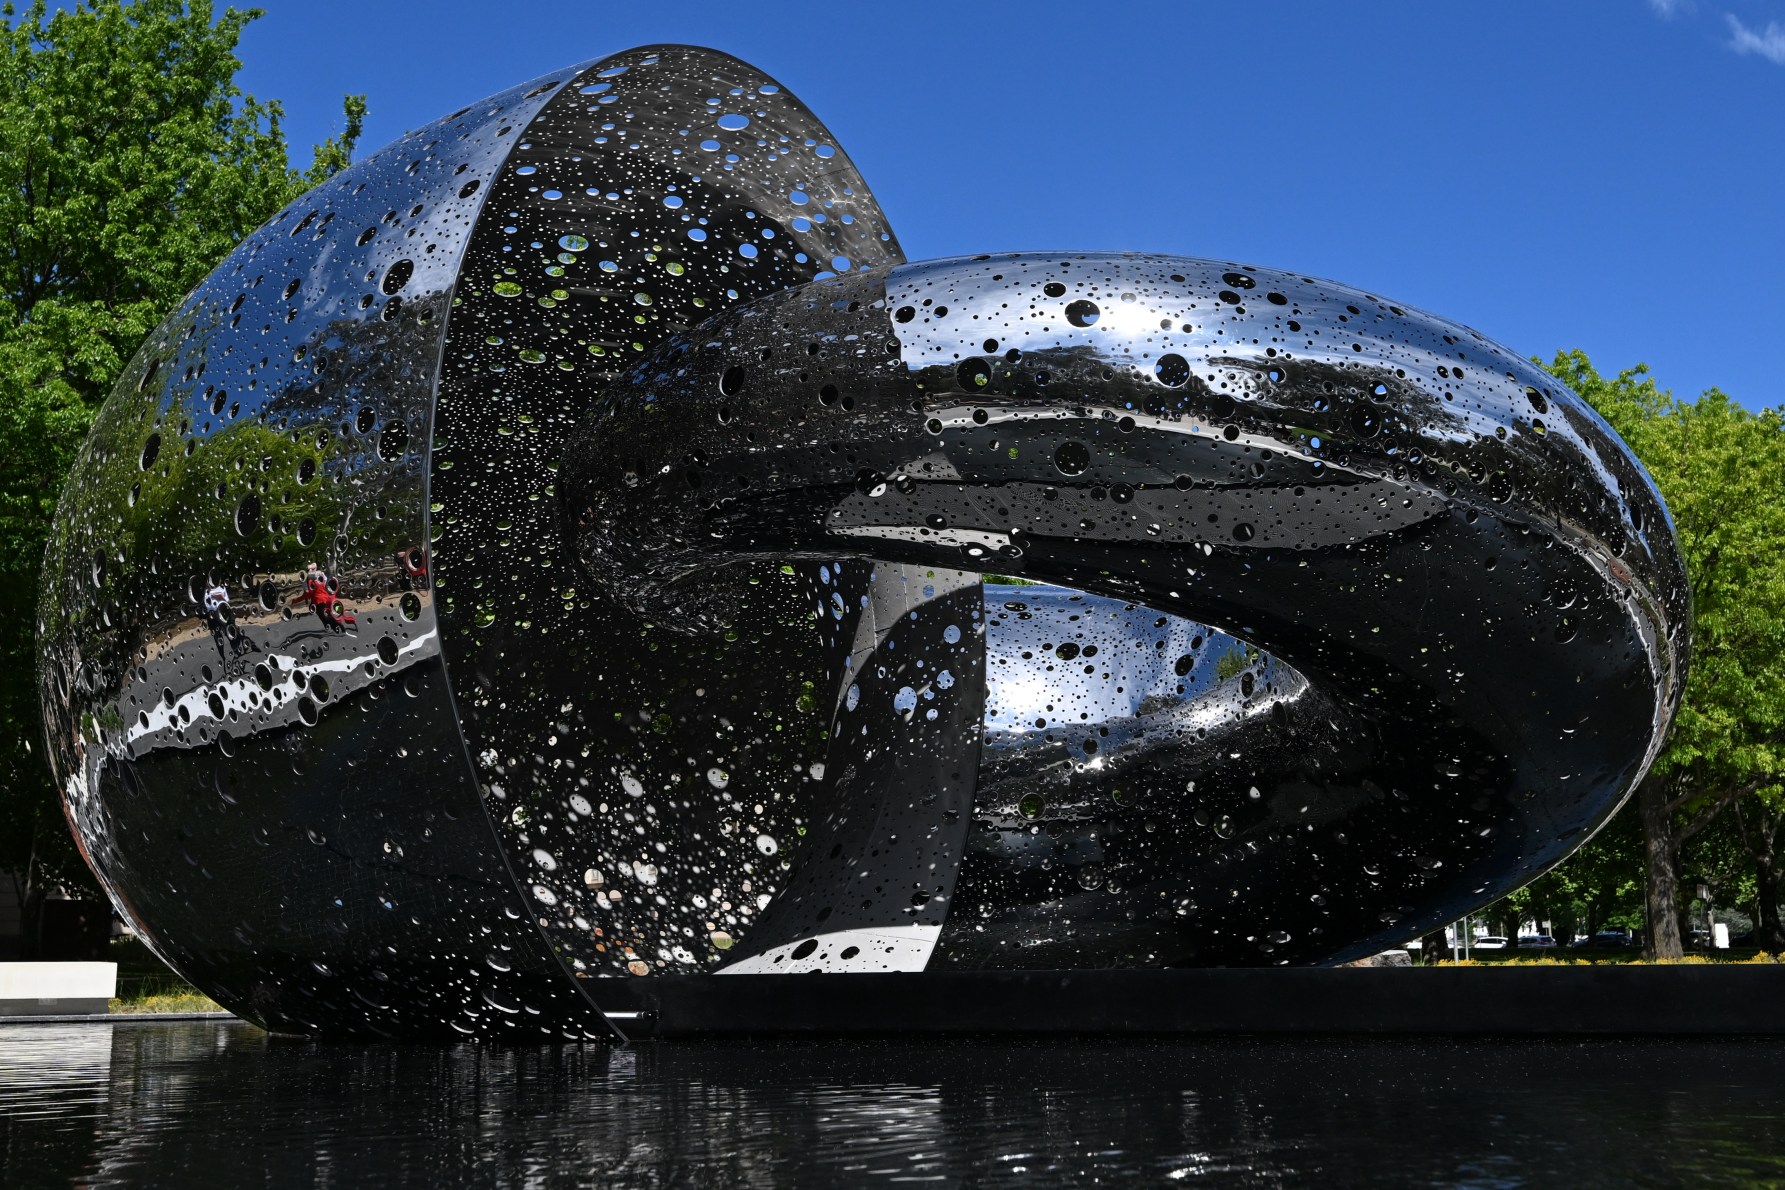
top-left (38, 45), bottom-right (1687, 1039)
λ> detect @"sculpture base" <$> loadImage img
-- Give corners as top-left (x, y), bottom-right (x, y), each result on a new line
top-left (586, 967), bottom-right (1785, 1039)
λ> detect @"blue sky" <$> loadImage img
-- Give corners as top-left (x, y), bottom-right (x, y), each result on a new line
top-left (229, 1), bottom-right (1783, 410)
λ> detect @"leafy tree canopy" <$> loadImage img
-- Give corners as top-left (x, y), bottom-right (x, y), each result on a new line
top-left (1546, 351), bottom-right (1785, 794)
top-left (1522, 352), bottom-right (1785, 951)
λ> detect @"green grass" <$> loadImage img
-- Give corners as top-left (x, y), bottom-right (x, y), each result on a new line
top-left (109, 990), bottom-right (226, 1014)
top-left (1429, 950), bottom-right (1785, 966)
top-left (107, 935), bottom-right (229, 1013)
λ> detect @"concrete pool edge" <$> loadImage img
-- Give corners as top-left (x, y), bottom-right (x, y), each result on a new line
top-left (586, 966), bottom-right (1785, 1039)
top-left (0, 1011), bottom-right (241, 1025)
top-left (10, 969), bottom-right (1777, 1039)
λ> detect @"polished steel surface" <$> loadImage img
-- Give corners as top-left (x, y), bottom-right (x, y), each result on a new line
top-left (566, 251), bottom-right (1688, 968)
top-left (37, 43), bottom-right (922, 1036)
top-left (424, 44), bottom-right (921, 984)
top-left (39, 46), bottom-right (1687, 1037)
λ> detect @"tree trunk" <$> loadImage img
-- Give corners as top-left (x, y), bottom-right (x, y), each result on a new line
top-left (1755, 857), bottom-right (1785, 953)
top-left (1735, 800), bottom-right (1785, 953)
top-left (16, 817), bottom-right (43, 961)
top-left (1638, 773), bottom-right (1685, 960)
top-left (1418, 927), bottom-right (1448, 964)
top-left (19, 883), bottom-right (46, 961)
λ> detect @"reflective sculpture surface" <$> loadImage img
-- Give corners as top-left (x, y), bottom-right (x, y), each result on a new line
top-left (38, 45), bottom-right (1687, 1038)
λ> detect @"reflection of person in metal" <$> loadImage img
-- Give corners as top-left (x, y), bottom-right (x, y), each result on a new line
top-left (202, 582), bottom-right (257, 662)
top-left (292, 563), bottom-right (357, 633)
top-left (395, 546), bottom-right (430, 590)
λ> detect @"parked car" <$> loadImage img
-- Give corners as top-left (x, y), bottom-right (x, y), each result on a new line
top-left (1472, 936), bottom-right (1510, 949)
top-left (1517, 934), bottom-right (1557, 948)
top-left (1571, 930), bottom-right (1640, 950)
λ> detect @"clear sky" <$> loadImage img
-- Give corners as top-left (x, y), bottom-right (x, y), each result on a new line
top-left (229, 0), bottom-right (1783, 410)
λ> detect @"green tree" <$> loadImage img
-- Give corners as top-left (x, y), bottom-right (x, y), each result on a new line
top-left (1543, 352), bottom-right (1785, 958)
top-left (0, 0), bottom-right (363, 953)
top-left (1726, 764), bottom-right (1785, 950)
top-left (1499, 807), bottom-right (1645, 943)
top-left (1682, 807), bottom-right (1758, 946)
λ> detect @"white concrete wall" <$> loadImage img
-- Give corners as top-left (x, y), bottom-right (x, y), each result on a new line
top-left (0, 962), bottom-right (117, 1015)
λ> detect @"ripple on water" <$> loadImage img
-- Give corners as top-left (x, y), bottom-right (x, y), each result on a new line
top-left (3, 1023), bottom-right (1785, 1186)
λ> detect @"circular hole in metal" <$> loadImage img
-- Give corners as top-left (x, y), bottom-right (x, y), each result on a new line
top-left (1054, 441), bottom-right (1091, 476)
top-left (381, 259), bottom-right (414, 295)
top-left (956, 358), bottom-right (991, 391)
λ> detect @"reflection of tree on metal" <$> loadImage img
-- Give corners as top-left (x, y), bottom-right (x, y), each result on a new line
top-left (290, 564), bottom-right (356, 633)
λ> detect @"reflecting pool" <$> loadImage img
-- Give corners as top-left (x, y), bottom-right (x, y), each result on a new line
top-left (4, 1022), bottom-right (1784, 1186)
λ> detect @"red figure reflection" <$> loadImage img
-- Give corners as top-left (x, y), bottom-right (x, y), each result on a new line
top-left (291, 563), bottom-right (357, 633)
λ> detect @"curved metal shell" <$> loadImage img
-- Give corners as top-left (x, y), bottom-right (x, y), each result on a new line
top-left (36, 45), bottom-right (904, 1037)
top-left (38, 46), bottom-right (1688, 1036)
top-left (563, 251), bottom-right (1688, 967)
top-left (425, 44), bottom-right (912, 986)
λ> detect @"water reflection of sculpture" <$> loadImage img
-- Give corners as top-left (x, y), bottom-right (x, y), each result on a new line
top-left (36, 45), bottom-right (1687, 1039)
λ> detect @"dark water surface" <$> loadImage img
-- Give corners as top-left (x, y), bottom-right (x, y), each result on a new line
top-left (3, 1022), bottom-right (1784, 1187)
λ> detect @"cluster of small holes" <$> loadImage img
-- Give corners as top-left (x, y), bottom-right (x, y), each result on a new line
top-left (428, 46), bottom-right (909, 980)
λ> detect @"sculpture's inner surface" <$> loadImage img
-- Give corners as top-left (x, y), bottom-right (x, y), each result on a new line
top-left (36, 43), bottom-right (1687, 1039)
top-left (425, 46), bottom-right (919, 987)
